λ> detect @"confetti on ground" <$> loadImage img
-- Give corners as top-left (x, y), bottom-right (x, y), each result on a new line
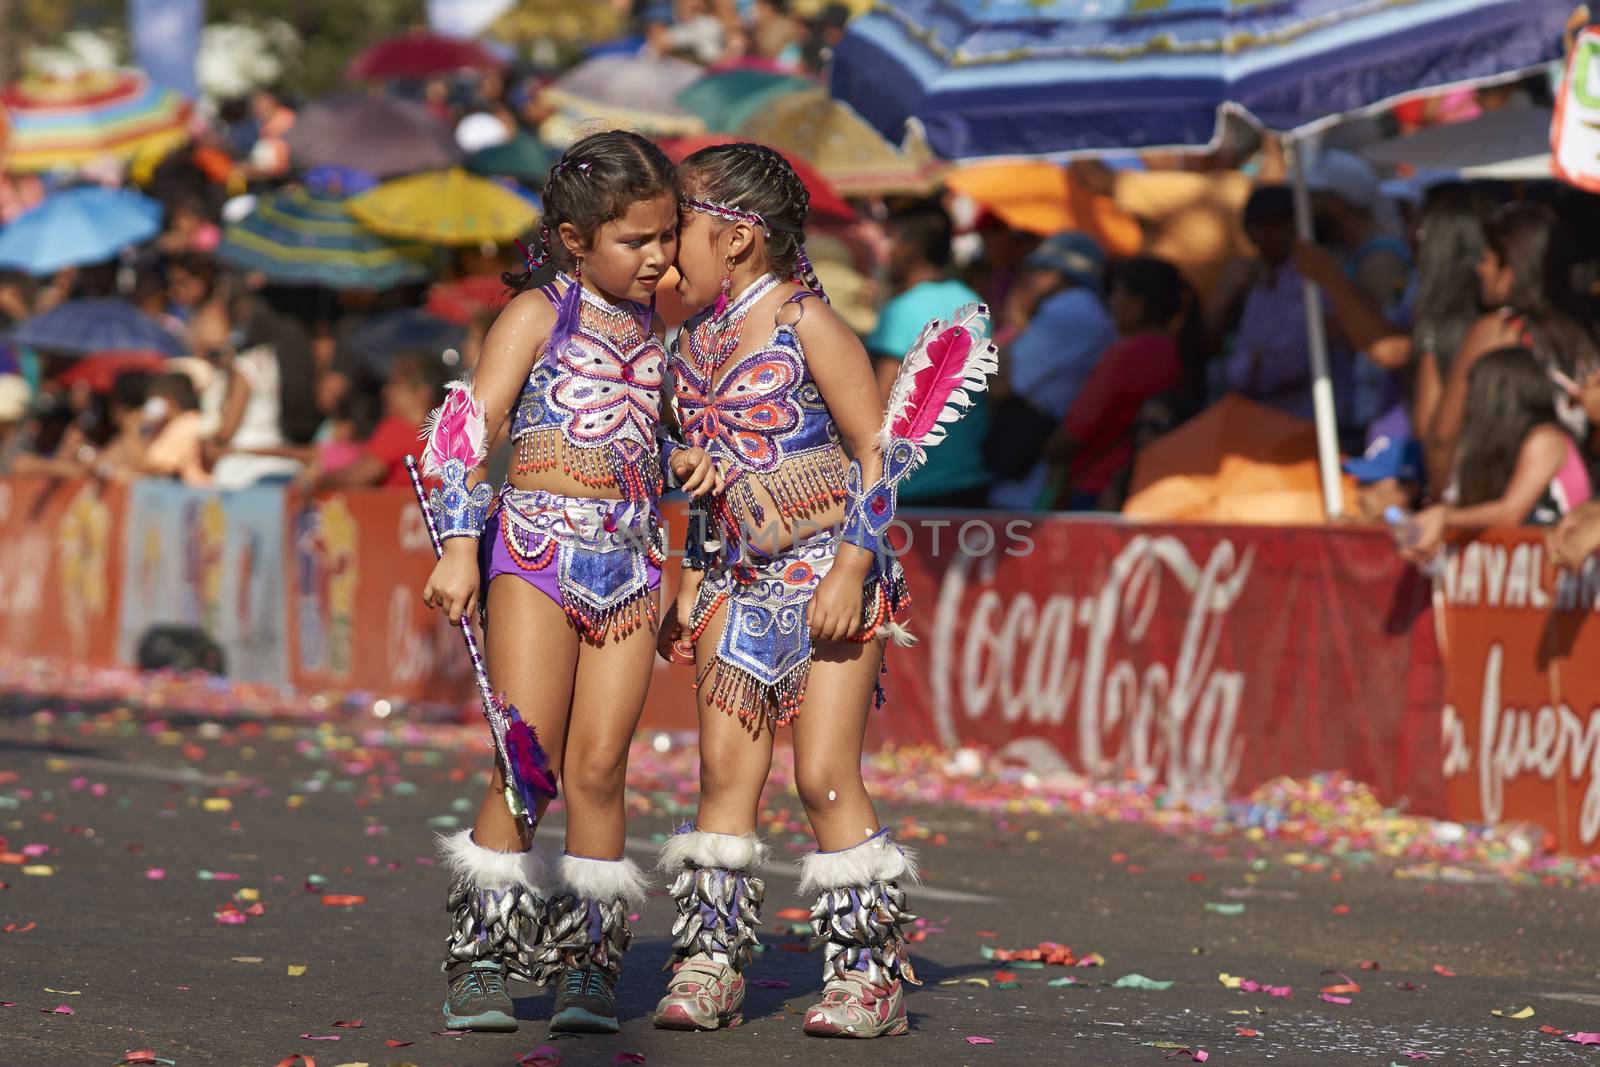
top-left (965, 1036), bottom-right (994, 1045)
top-left (519, 1046), bottom-right (562, 1067)
top-left (1491, 1006), bottom-right (1534, 1019)
top-left (1112, 974), bottom-right (1175, 990)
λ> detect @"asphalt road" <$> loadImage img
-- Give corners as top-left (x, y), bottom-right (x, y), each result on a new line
top-left (2, 698), bottom-right (1598, 1067)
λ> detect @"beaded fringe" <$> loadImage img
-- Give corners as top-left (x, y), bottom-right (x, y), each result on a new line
top-left (512, 430), bottom-right (662, 499)
top-left (694, 655), bottom-right (810, 729)
top-left (764, 450), bottom-right (848, 522)
top-left (567, 582), bottom-right (655, 644)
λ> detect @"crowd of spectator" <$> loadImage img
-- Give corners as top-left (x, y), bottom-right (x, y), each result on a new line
top-left (1, 19), bottom-right (1598, 560)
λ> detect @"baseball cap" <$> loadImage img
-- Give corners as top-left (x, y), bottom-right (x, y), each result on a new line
top-left (1343, 434), bottom-right (1422, 484)
top-left (1022, 230), bottom-right (1106, 290)
top-left (1306, 149), bottom-right (1381, 211)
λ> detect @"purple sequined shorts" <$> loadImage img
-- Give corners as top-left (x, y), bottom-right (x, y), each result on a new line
top-left (480, 487), bottom-right (662, 639)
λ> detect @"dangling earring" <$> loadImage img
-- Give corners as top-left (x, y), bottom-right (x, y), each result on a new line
top-left (713, 254), bottom-right (734, 320)
top-left (573, 256), bottom-right (584, 284)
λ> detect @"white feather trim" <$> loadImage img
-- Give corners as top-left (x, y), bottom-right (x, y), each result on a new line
top-left (555, 853), bottom-right (649, 908)
top-left (657, 827), bottom-right (769, 874)
top-left (879, 620), bottom-right (917, 648)
top-left (798, 833), bottom-right (920, 894)
top-left (435, 828), bottom-right (548, 891)
top-left (418, 380), bottom-right (487, 478)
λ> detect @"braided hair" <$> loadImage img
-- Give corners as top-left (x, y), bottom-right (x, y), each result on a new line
top-left (680, 142), bottom-right (826, 299)
top-left (504, 130), bottom-right (677, 292)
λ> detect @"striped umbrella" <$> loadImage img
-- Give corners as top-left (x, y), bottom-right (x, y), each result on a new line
top-left (10, 298), bottom-right (187, 357)
top-left (0, 186), bottom-right (163, 275)
top-left (835, 0), bottom-right (1572, 522)
top-left (217, 188), bottom-right (433, 291)
top-left (3, 69), bottom-right (191, 174)
top-left (346, 168), bottom-right (540, 245)
top-left (832, 0), bottom-right (1573, 161)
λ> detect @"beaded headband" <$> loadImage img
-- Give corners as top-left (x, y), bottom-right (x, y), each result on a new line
top-left (682, 196), bottom-right (803, 236)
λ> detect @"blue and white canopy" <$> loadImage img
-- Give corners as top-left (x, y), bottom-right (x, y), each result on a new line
top-left (831, 0), bottom-right (1573, 160)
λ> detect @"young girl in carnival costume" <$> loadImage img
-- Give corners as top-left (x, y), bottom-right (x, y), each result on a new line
top-left (419, 131), bottom-right (717, 1035)
top-left (653, 143), bottom-right (996, 1038)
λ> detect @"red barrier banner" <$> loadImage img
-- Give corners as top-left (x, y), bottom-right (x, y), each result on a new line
top-left (286, 487), bottom-right (472, 702)
top-left (876, 516), bottom-right (1447, 812)
top-left (0, 475), bottom-right (125, 667)
top-left (1438, 530), bottom-right (1600, 855)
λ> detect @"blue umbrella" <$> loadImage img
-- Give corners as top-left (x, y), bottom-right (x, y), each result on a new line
top-left (0, 186), bottom-right (163, 276)
top-left (10, 298), bottom-right (188, 357)
top-left (831, 0), bottom-right (1573, 160)
top-left (834, 0), bottom-right (1573, 521)
top-left (349, 308), bottom-right (464, 377)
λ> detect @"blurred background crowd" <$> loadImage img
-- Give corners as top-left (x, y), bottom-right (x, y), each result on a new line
top-left (0, 0), bottom-right (1596, 538)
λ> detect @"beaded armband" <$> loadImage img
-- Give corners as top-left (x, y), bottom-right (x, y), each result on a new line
top-left (429, 458), bottom-right (493, 541)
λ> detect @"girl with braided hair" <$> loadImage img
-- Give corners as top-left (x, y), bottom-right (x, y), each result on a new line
top-left (417, 129), bottom-right (717, 1035)
top-left (652, 142), bottom-right (995, 1038)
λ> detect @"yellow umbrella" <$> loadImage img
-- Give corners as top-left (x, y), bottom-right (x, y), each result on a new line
top-left (736, 88), bottom-right (942, 198)
top-left (345, 168), bottom-right (539, 246)
top-left (487, 0), bottom-right (626, 49)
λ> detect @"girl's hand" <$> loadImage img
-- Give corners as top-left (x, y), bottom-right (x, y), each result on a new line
top-left (422, 541), bottom-right (480, 625)
top-left (673, 447), bottom-right (722, 498)
top-left (1401, 505), bottom-right (1449, 563)
top-left (808, 567), bottom-right (863, 643)
top-left (1548, 501), bottom-right (1600, 569)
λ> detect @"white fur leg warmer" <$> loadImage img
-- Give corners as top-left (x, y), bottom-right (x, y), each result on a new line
top-left (436, 828), bottom-right (548, 892)
top-left (555, 852), bottom-right (649, 910)
top-left (797, 829), bottom-right (919, 895)
top-left (657, 825), bottom-right (769, 875)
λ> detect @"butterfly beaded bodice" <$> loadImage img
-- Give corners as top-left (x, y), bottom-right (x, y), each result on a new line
top-left (509, 274), bottom-right (666, 503)
top-left (669, 275), bottom-right (848, 533)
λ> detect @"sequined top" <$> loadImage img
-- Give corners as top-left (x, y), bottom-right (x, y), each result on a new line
top-left (669, 274), bottom-right (848, 538)
top-left (508, 274), bottom-right (668, 502)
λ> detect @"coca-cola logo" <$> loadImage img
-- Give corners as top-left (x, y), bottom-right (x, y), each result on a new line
top-left (928, 533), bottom-right (1251, 795)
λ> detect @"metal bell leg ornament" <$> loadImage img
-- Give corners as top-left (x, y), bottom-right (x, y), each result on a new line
top-left (652, 825), bottom-right (769, 1030)
top-left (437, 829), bottom-right (550, 1032)
top-left (798, 829), bottom-right (921, 1038)
top-left (542, 853), bottom-right (649, 1034)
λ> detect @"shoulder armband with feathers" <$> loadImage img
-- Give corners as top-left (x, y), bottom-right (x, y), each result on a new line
top-left (843, 304), bottom-right (997, 554)
top-left (419, 381), bottom-right (492, 540)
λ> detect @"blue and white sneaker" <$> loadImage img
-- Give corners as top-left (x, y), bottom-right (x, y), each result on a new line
top-left (443, 961), bottom-right (518, 1032)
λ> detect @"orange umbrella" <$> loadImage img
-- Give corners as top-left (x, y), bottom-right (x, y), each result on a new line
top-left (1123, 394), bottom-right (1358, 523)
top-left (945, 160), bottom-right (1141, 254)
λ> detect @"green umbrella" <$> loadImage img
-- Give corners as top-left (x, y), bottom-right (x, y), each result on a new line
top-left (465, 132), bottom-right (558, 188)
top-left (676, 70), bottom-right (814, 134)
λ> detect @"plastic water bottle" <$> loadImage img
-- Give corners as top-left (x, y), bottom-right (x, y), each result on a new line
top-left (1384, 505), bottom-right (1444, 577)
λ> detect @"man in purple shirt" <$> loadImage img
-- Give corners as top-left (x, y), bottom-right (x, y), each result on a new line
top-left (1224, 186), bottom-right (1354, 424)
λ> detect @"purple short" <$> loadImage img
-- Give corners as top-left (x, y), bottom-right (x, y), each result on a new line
top-left (479, 488), bottom-right (662, 638)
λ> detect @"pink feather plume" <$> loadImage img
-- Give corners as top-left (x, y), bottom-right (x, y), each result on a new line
top-left (418, 381), bottom-right (487, 478)
top-left (878, 303), bottom-right (998, 458)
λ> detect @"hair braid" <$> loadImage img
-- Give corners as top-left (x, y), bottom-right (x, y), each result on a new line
top-left (681, 141), bottom-right (823, 298)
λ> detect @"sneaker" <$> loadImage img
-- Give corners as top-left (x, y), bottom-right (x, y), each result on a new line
top-left (653, 956), bottom-right (745, 1030)
top-left (801, 971), bottom-right (908, 1038)
top-left (549, 966), bottom-right (619, 1034)
top-left (442, 961), bottom-right (518, 1032)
